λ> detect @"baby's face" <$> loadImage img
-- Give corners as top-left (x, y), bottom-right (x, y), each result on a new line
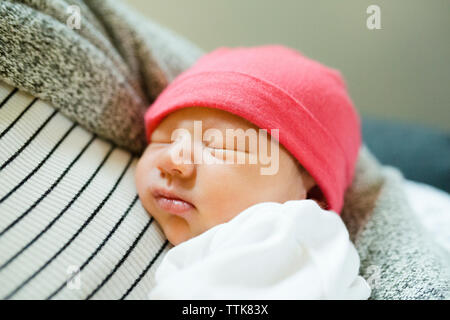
top-left (136, 107), bottom-right (316, 246)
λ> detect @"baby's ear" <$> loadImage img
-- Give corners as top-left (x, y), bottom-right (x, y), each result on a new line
top-left (303, 171), bottom-right (328, 210)
top-left (307, 185), bottom-right (328, 210)
top-left (301, 169), bottom-right (316, 192)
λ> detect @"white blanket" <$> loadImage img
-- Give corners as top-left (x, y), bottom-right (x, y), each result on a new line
top-left (404, 180), bottom-right (450, 260)
top-left (148, 200), bottom-right (371, 299)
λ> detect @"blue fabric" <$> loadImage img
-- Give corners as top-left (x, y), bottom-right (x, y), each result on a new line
top-left (362, 116), bottom-right (450, 193)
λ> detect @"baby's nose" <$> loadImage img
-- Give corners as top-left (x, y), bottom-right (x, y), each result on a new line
top-left (157, 140), bottom-right (196, 179)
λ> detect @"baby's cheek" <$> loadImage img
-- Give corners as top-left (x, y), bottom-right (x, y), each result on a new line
top-left (135, 161), bottom-right (146, 197)
top-left (199, 164), bottom-right (265, 222)
top-left (135, 158), bottom-right (157, 214)
top-left (205, 163), bottom-right (260, 194)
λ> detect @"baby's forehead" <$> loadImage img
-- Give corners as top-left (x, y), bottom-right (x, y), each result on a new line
top-left (154, 107), bottom-right (260, 134)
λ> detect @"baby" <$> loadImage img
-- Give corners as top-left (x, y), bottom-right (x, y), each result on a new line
top-left (136, 45), bottom-right (371, 299)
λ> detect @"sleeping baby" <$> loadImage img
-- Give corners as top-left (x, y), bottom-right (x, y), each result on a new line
top-left (136, 45), bottom-right (371, 299)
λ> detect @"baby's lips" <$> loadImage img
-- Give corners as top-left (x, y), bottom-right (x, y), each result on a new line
top-left (150, 187), bottom-right (195, 208)
top-left (154, 196), bottom-right (195, 216)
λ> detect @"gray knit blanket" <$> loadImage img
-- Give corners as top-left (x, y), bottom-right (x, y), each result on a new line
top-left (0, 0), bottom-right (449, 299)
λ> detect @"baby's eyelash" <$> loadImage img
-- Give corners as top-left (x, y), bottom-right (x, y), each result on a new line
top-left (206, 146), bottom-right (248, 154)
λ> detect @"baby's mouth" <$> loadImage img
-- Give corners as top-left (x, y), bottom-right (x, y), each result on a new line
top-left (151, 188), bottom-right (195, 216)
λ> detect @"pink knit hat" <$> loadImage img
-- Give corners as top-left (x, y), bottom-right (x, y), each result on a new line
top-left (144, 45), bottom-right (361, 214)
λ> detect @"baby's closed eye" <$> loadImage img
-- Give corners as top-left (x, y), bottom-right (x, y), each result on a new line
top-left (205, 145), bottom-right (249, 155)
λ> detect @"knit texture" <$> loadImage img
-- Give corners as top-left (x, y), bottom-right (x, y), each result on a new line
top-left (0, 0), bottom-right (448, 299)
top-left (341, 147), bottom-right (450, 299)
top-left (0, 0), bottom-right (202, 154)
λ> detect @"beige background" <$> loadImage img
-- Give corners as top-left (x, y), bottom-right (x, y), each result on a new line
top-left (125, 0), bottom-right (450, 131)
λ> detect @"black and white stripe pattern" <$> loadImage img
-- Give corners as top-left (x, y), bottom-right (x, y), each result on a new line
top-left (0, 82), bottom-right (171, 299)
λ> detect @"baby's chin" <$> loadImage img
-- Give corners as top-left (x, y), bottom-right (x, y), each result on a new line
top-left (160, 215), bottom-right (197, 246)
